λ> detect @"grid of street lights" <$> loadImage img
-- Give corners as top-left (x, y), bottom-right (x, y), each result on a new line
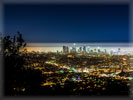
top-left (18, 43), bottom-right (133, 96)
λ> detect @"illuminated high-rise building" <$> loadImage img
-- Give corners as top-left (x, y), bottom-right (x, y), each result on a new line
top-left (63, 46), bottom-right (69, 54)
top-left (97, 47), bottom-right (100, 53)
top-left (98, 49), bottom-right (100, 53)
top-left (117, 48), bottom-right (121, 55)
top-left (110, 50), bottom-right (113, 55)
top-left (94, 48), bottom-right (96, 52)
top-left (71, 47), bottom-right (76, 53)
top-left (78, 47), bottom-right (82, 53)
top-left (79, 47), bottom-right (82, 53)
top-left (83, 46), bottom-right (86, 53)
top-left (118, 48), bottom-right (120, 52)
top-left (63, 46), bottom-right (65, 53)
top-left (90, 50), bottom-right (93, 53)
top-left (87, 48), bottom-right (90, 53)
top-left (104, 49), bottom-right (107, 54)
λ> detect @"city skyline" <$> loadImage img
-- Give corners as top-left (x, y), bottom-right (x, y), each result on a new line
top-left (23, 43), bottom-right (133, 54)
top-left (3, 2), bottom-right (133, 96)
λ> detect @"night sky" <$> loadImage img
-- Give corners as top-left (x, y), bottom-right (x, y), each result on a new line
top-left (4, 4), bottom-right (129, 43)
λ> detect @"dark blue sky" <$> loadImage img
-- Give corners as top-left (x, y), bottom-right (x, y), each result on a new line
top-left (4, 4), bottom-right (129, 43)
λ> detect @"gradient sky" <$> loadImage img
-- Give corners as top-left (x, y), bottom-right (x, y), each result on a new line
top-left (4, 4), bottom-right (129, 43)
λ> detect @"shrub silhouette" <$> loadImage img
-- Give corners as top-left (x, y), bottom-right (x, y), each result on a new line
top-left (3, 32), bottom-right (43, 96)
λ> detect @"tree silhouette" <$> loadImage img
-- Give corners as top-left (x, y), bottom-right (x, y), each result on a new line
top-left (3, 32), bottom-right (26, 56)
top-left (3, 32), bottom-right (43, 96)
top-left (3, 32), bottom-right (27, 95)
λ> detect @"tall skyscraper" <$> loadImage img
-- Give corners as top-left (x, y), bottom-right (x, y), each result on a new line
top-left (71, 47), bottom-right (76, 53)
top-left (104, 49), bottom-right (107, 54)
top-left (90, 50), bottom-right (93, 53)
top-left (87, 48), bottom-right (90, 53)
top-left (110, 50), bottom-right (113, 55)
top-left (94, 48), bottom-right (96, 52)
top-left (98, 49), bottom-right (100, 53)
top-left (63, 46), bottom-right (65, 53)
top-left (97, 47), bottom-right (100, 53)
top-left (63, 46), bottom-right (69, 54)
top-left (118, 48), bottom-right (120, 52)
top-left (83, 46), bottom-right (86, 53)
top-left (79, 47), bottom-right (82, 53)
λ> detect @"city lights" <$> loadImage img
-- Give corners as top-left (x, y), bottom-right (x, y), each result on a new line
top-left (14, 44), bottom-right (133, 96)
